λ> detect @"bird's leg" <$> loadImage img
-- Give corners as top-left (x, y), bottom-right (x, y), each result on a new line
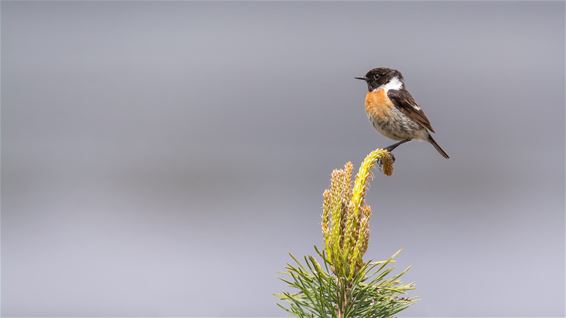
top-left (377, 139), bottom-right (412, 165)
top-left (384, 139), bottom-right (412, 152)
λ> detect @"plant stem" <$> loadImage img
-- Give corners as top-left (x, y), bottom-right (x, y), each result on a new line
top-left (337, 278), bottom-right (351, 318)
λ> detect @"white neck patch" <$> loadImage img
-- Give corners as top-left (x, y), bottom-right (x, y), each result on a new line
top-left (374, 77), bottom-right (403, 92)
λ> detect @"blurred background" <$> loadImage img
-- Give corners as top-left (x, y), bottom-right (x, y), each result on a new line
top-left (1, 1), bottom-right (564, 317)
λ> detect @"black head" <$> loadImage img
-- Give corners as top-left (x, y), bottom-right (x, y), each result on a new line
top-left (355, 67), bottom-right (404, 91)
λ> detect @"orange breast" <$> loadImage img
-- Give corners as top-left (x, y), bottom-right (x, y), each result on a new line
top-left (365, 88), bottom-right (394, 118)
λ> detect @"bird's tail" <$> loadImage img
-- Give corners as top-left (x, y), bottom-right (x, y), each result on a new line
top-left (427, 135), bottom-right (450, 159)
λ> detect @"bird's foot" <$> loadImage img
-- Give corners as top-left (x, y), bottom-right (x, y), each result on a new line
top-left (389, 152), bottom-right (396, 163)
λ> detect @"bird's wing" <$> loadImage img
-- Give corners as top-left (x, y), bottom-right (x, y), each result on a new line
top-left (387, 88), bottom-right (435, 133)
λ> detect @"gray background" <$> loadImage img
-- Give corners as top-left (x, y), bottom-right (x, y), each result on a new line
top-left (1, 1), bottom-right (564, 317)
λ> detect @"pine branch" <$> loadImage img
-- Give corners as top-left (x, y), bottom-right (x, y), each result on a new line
top-left (277, 148), bottom-right (416, 318)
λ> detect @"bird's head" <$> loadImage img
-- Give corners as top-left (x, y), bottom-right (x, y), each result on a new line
top-left (356, 67), bottom-right (404, 91)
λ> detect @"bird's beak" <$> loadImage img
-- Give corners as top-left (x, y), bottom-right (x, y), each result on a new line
top-left (355, 77), bottom-right (368, 81)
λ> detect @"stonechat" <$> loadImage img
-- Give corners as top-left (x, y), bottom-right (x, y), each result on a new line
top-left (356, 67), bottom-right (449, 159)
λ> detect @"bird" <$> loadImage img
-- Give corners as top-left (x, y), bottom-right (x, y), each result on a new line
top-left (356, 67), bottom-right (449, 159)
